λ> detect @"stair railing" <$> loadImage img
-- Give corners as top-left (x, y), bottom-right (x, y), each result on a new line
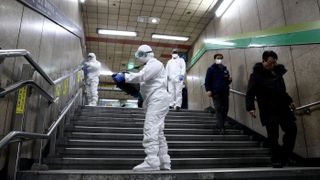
top-left (0, 80), bottom-right (55, 103)
top-left (0, 49), bottom-right (55, 85)
top-left (229, 88), bottom-right (320, 114)
top-left (0, 49), bottom-right (83, 180)
top-left (0, 88), bottom-right (81, 150)
top-left (0, 49), bottom-right (82, 85)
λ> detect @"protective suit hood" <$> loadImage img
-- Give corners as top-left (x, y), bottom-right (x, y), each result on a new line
top-left (88, 53), bottom-right (96, 61)
top-left (135, 45), bottom-right (154, 63)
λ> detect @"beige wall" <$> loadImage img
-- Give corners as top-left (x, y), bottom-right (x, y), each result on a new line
top-left (187, 0), bottom-right (320, 158)
top-left (0, 0), bottom-right (84, 169)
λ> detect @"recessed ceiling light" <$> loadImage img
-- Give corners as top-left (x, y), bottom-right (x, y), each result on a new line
top-left (137, 16), bottom-right (160, 24)
top-left (151, 18), bottom-right (158, 23)
top-left (152, 34), bottom-right (189, 41)
top-left (97, 29), bottom-right (137, 37)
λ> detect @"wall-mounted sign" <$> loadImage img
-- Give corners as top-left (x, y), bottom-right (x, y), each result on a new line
top-left (54, 84), bottom-right (61, 98)
top-left (63, 78), bottom-right (69, 95)
top-left (18, 0), bottom-right (83, 38)
top-left (16, 87), bottom-right (27, 114)
top-left (77, 71), bottom-right (81, 83)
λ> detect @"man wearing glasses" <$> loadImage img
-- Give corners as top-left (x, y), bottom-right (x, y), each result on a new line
top-left (246, 50), bottom-right (297, 168)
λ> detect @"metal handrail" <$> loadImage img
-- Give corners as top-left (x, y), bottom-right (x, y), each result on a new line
top-left (230, 88), bottom-right (246, 96)
top-left (229, 88), bottom-right (320, 112)
top-left (0, 89), bottom-right (81, 149)
top-left (0, 49), bottom-right (55, 85)
top-left (0, 49), bottom-right (82, 85)
top-left (53, 66), bottom-right (82, 84)
top-left (296, 101), bottom-right (320, 111)
top-left (0, 80), bottom-right (55, 103)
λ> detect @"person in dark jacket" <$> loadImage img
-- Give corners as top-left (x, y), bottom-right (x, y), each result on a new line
top-left (246, 50), bottom-right (297, 168)
top-left (181, 82), bottom-right (188, 109)
top-left (205, 53), bottom-right (232, 134)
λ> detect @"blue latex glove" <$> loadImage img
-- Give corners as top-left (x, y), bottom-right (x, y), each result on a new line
top-left (178, 75), bottom-right (184, 81)
top-left (112, 73), bottom-right (125, 83)
top-left (82, 63), bottom-right (89, 75)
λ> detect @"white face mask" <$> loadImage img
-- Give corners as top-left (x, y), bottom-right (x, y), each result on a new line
top-left (138, 57), bottom-right (148, 63)
top-left (172, 54), bottom-right (178, 59)
top-left (215, 59), bottom-right (222, 64)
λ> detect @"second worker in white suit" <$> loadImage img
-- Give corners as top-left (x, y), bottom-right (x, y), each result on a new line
top-left (112, 45), bottom-right (171, 171)
top-left (166, 49), bottom-right (186, 110)
top-left (83, 53), bottom-right (101, 106)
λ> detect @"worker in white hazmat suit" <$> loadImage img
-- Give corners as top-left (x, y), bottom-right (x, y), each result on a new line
top-left (83, 53), bottom-right (101, 106)
top-left (112, 45), bottom-right (171, 171)
top-left (165, 49), bottom-right (186, 110)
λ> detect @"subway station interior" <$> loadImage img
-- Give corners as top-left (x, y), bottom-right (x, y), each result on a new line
top-left (1, 0), bottom-right (320, 179)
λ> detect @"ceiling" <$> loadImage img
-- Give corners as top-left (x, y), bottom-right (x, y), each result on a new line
top-left (81, 0), bottom-right (218, 82)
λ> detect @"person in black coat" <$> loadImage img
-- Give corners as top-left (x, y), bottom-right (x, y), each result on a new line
top-left (205, 53), bottom-right (232, 134)
top-left (246, 50), bottom-right (297, 168)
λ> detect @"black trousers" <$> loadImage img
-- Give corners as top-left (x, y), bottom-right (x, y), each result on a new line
top-left (264, 114), bottom-right (297, 163)
top-left (212, 93), bottom-right (229, 130)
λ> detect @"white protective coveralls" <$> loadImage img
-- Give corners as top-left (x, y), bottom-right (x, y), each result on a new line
top-left (165, 51), bottom-right (186, 108)
top-left (84, 53), bottom-right (101, 106)
top-left (125, 45), bottom-right (171, 171)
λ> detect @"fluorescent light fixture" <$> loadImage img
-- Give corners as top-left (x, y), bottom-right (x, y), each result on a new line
top-left (248, 43), bottom-right (264, 47)
top-left (215, 0), bottom-right (234, 17)
top-left (102, 99), bottom-right (120, 102)
top-left (80, 0), bottom-right (85, 3)
top-left (204, 39), bottom-right (235, 46)
top-left (127, 99), bottom-right (138, 103)
top-left (97, 29), bottom-right (137, 37)
top-left (152, 34), bottom-right (189, 41)
top-left (187, 75), bottom-right (200, 81)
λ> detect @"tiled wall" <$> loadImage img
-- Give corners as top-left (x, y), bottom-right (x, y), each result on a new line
top-left (0, 0), bottom-right (84, 169)
top-left (187, 0), bottom-right (320, 158)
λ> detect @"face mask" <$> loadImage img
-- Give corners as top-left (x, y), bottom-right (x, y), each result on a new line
top-left (172, 54), bottom-right (178, 59)
top-left (215, 59), bottom-right (222, 64)
top-left (138, 57), bottom-right (148, 63)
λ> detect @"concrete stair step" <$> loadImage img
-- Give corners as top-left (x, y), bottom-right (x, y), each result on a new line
top-left (36, 106), bottom-right (275, 174)
top-left (58, 147), bottom-right (270, 158)
top-left (58, 139), bottom-right (262, 148)
top-left (64, 126), bottom-right (242, 135)
top-left (79, 112), bottom-right (212, 118)
top-left (74, 116), bottom-right (216, 123)
top-left (65, 132), bottom-right (251, 141)
top-left (79, 110), bottom-right (213, 116)
top-left (17, 167), bottom-right (320, 180)
top-left (76, 114), bottom-right (214, 120)
top-left (72, 121), bottom-right (233, 129)
top-left (43, 157), bottom-right (271, 170)
top-left (80, 106), bottom-right (207, 113)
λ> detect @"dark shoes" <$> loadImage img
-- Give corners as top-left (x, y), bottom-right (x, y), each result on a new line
top-left (169, 106), bottom-right (181, 111)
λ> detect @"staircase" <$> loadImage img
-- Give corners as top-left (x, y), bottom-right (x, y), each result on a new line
top-left (17, 106), bottom-right (320, 180)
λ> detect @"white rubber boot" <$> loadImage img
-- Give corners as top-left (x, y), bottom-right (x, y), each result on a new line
top-left (133, 161), bottom-right (160, 171)
top-left (159, 154), bottom-right (171, 170)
